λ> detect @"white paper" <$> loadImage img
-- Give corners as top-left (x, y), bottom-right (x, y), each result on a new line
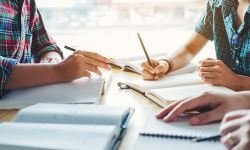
top-left (0, 123), bottom-right (116, 150)
top-left (0, 75), bottom-right (104, 109)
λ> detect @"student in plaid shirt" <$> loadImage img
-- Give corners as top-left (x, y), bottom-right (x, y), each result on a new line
top-left (141, 0), bottom-right (250, 91)
top-left (0, 0), bottom-right (111, 97)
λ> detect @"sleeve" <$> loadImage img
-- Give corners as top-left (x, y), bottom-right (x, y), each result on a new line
top-left (194, 1), bottom-right (214, 41)
top-left (31, 9), bottom-right (64, 63)
top-left (0, 57), bottom-right (18, 97)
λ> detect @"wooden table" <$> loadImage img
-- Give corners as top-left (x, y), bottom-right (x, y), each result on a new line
top-left (0, 69), bottom-right (161, 150)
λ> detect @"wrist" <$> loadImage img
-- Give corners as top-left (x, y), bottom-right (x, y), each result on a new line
top-left (159, 58), bottom-right (173, 74)
top-left (230, 74), bottom-right (246, 91)
top-left (53, 63), bottom-right (67, 83)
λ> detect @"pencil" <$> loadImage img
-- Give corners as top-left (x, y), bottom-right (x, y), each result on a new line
top-left (137, 33), bottom-right (153, 67)
top-left (64, 45), bottom-right (76, 52)
top-left (192, 135), bottom-right (221, 143)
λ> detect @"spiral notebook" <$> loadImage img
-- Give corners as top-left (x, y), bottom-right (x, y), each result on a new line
top-left (140, 116), bottom-right (220, 141)
top-left (134, 115), bottom-right (226, 150)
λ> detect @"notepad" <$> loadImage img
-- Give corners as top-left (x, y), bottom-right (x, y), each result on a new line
top-left (110, 53), bottom-right (196, 75)
top-left (0, 71), bottom-right (112, 109)
top-left (0, 103), bottom-right (134, 150)
top-left (119, 72), bottom-right (236, 107)
top-left (133, 115), bottom-right (226, 150)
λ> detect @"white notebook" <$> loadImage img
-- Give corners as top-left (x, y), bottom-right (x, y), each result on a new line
top-left (119, 72), bottom-right (236, 107)
top-left (0, 123), bottom-right (116, 150)
top-left (0, 71), bottom-right (112, 109)
top-left (133, 115), bottom-right (226, 150)
top-left (0, 103), bottom-right (135, 150)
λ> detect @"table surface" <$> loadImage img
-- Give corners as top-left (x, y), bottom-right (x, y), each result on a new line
top-left (0, 69), bottom-right (162, 150)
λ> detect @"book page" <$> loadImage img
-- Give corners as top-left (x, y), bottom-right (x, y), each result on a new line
top-left (134, 115), bottom-right (226, 150)
top-left (146, 84), bottom-right (236, 107)
top-left (15, 104), bottom-right (133, 130)
top-left (134, 135), bottom-right (226, 150)
top-left (142, 115), bottom-right (220, 139)
top-left (0, 74), bottom-right (105, 109)
top-left (0, 123), bottom-right (116, 150)
top-left (127, 72), bottom-right (203, 93)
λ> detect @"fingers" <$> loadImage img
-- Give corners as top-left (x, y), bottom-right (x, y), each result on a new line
top-left (141, 62), bottom-right (156, 74)
top-left (221, 130), bottom-right (240, 150)
top-left (79, 70), bottom-right (91, 78)
top-left (156, 100), bottom-right (183, 119)
top-left (222, 110), bottom-right (250, 125)
top-left (141, 60), bottom-right (168, 80)
top-left (220, 118), bottom-right (242, 137)
top-left (75, 54), bottom-right (102, 76)
top-left (199, 59), bottom-right (224, 67)
top-left (162, 95), bottom-right (213, 122)
top-left (75, 50), bottom-right (111, 64)
top-left (81, 55), bottom-right (111, 70)
top-left (141, 69), bottom-right (158, 80)
top-left (190, 108), bottom-right (223, 125)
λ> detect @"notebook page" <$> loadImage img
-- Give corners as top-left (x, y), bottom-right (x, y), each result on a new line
top-left (0, 123), bottom-right (116, 150)
top-left (133, 135), bottom-right (226, 150)
top-left (127, 72), bottom-right (203, 92)
top-left (146, 84), bottom-right (236, 107)
top-left (141, 115), bottom-right (220, 138)
top-left (15, 104), bottom-right (132, 129)
top-left (0, 75), bottom-right (104, 109)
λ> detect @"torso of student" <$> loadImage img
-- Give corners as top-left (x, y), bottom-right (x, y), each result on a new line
top-left (195, 0), bottom-right (250, 76)
top-left (0, 0), bottom-right (35, 63)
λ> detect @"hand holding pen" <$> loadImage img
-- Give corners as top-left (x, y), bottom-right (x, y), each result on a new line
top-left (55, 46), bottom-right (111, 81)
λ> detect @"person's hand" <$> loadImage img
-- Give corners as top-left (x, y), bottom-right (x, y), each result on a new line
top-left (39, 51), bottom-right (63, 63)
top-left (55, 50), bottom-right (111, 82)
top-left (141, 59), bottom-right (169, 80)
top-left (156, 92), bottom-right (250, 125)
top-left (198, 58), bottom-right (241, 91)
top-left (220, 110), bottom-right (250, 150)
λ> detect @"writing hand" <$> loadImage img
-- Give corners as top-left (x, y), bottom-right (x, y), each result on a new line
top-left (141, 59), bottom-right (169, 80)
top-left (55, 50), bottom-right (111, 82)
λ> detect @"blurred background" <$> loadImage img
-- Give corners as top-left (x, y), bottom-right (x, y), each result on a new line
top-left (36, 0), bottom-right (215, 60)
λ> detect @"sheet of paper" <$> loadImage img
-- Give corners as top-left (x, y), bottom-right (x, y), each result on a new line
top-left (133, 115), bottom-right (226, 150)
top-left (0, 123), bottom-right (116, 150)
top-left (141, 115), bottom-right (220, 138)
top-left (0, 75), bottom-right (104, 109)
top-left (133, 135), bottom-right (226, 150)
top-left (148, 84), bottom-right (236, 103)
top-left (15, 103), bottom-right (132, 129)
top-left (128, 72), bottom-right (203, 92)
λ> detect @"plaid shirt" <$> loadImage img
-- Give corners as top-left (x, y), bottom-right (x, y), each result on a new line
top-left (195, 0), bottom-right (250, 76)
top-left (0, 0), bottom-right (63, 97)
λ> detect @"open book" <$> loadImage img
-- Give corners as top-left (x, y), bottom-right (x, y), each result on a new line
top-left (0, 71), bottom-right (112, 109)
top-left (0, 103), bottom-right (134, 150)
top-left (133, 115), bottom-right (226, 150)
top-left (118, 73), bottom-right (236, 107)
top-left (110, 53), bottom-right (166, 73)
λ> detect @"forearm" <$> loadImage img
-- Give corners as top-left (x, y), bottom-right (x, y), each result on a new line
top-left (4, 64), bottom-right (62, 90)
top-left (233, 75), bottom-right (250, 91)
top-left (168, 32), bottom-right (208, 71)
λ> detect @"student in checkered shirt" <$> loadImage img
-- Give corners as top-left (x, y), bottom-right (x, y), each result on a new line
top-left (141, 0), bottom-right (250, 91)
top-left (0, 0), bottom-right (111, 97)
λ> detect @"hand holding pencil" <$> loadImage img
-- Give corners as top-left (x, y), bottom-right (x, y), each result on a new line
top-left (54, 46), bottom-right (111, 82)
top-left (138, 33), bottom-right (170, 80)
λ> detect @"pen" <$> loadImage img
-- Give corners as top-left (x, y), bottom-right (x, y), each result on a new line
top-left (137, 33), bottom-right (153, 67)
top-left (192, 135), bottom-right (221, 143)
top-left (64, 45), bottom-right (76, 52)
